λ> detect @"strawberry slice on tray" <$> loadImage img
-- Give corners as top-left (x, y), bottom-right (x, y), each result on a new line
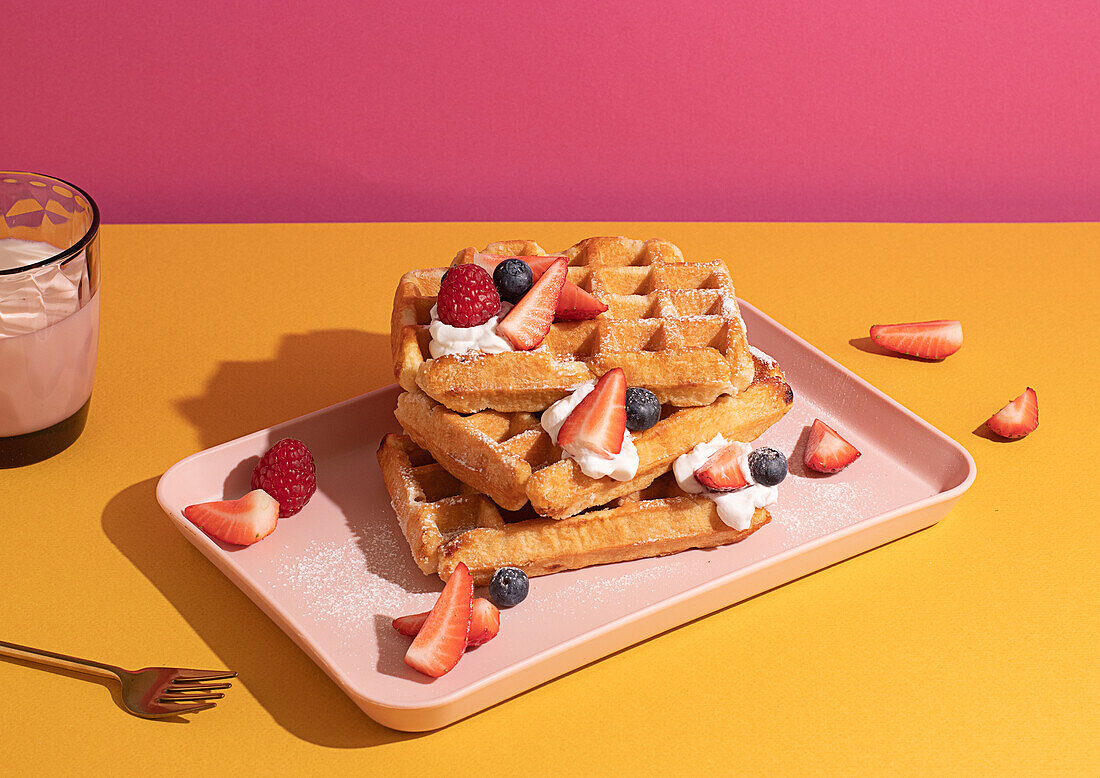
top-left (869, 320), bottom-right (963, 359)
top-left (803, 419), bottom-right (861, 473)
top-left (393, 597), bottom-right (500, 647)
top-left (556, 367), bottom-right (627, 458)
top-left (693, 443), bottom-right (750, 492)
top-left (986, 387), bottom-right (1038, 439)
top-left (497, 257), bottom-right (568, 350)
top-left (404, 562), bottom-right (475, 678)
top-left (183, 489), bottom-right (280, 546)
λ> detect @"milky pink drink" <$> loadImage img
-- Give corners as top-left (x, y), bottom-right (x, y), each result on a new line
top-left (0, 172), bottom-right (101, 467)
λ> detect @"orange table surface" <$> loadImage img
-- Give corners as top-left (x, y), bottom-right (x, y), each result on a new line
top-left (2, 223), bottom-right (1097, 775)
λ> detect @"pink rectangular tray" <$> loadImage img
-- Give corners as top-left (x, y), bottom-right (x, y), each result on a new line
top-left (157, 301), bottom-right (976, 731)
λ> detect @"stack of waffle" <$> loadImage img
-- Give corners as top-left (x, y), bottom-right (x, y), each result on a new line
top-left (378, 237), bottom-right (794, 584)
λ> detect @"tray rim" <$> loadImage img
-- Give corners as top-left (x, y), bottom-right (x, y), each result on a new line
top-left (156, 298), bottom-right (977, 726)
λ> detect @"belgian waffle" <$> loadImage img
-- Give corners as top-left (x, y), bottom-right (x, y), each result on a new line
top-left (377, 433), bottom-right (771, 585)
top-left (391, 236), bottom-right (757, 413)
top-left (393, 353), bottom-right (793, 519)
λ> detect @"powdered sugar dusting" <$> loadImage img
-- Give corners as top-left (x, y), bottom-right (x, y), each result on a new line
top-left (535, 562), bottom-right (673, 614)
top-left (270, 533), bottom-right (436, 638)
top-left (775, 478), bottom-right (863, 542)
top-left (749, 345), bottom-right (778, 367)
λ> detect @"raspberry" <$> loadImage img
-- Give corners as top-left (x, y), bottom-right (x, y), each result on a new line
top-left (251, 438), bottom-right (317, 518)
top-left (436, 264), bottom-right (501, 327)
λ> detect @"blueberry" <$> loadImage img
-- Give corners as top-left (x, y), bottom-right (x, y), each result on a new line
top-left (488, 566), bottom-right (529, 608)
top-left (493, 259), bottom-right (533, 304)
top-left (624, 387), bottom-right (661, 431)
top-left (747, 447), bottom-right (787, 486)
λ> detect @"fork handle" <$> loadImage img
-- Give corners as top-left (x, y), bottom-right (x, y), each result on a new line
top-left (0, 640), bottom-right (122, 679)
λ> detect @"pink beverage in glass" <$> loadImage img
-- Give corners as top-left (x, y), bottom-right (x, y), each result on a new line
top-left (0, 174), bottom-right (101, 467)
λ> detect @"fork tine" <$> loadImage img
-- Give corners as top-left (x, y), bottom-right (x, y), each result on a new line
top-left (159, 692), bottom-right (225, 702)
top-left (155, 701), bottom-right (217, 715)
top-left (173, 669), bottom-right (237, 682)
top-left (169, 682), bottom-right (233, 692)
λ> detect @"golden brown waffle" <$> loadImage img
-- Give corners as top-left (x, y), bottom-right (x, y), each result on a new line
top-left (377, 433), bottom-right (771, 584)
top-left (393, 353), bottom-right (793, 519)
top-left (391, 236), bottom-right (757, 413)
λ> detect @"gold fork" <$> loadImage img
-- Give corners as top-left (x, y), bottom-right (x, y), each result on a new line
top-left (1, 639), bottom-right (235, 718)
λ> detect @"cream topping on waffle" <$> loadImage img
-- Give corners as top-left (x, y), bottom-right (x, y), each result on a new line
top-left (673, 434), bottom-right (777, 530)
top-left (427, 302), bottom-right (513, 359)
top-left (541, 380), bottom-right (640, 481)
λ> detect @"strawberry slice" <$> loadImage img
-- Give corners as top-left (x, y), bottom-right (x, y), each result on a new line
top-left (466, 598), bottom-right (501, 646)
top-left (556, 367), bottom-right (627, 458)
top-left (869, 320), bottom-right (963, 359)
top-left (554, 282), bottom-right (608, 321)
top-left (525, 256), bottom-right (607, 321)
top-left (986, 387), bottom-right (1038, 439)
top-left (404, 562), bottom-right (474, 678)
top-left (804, 419), bottom-right (861, 473)
top-left (497, 257), bottom-right (567, 349)
top-left (392, 611), bottom-right (430, 637)
top-left (693, 443), bottom-right (750, 492)
top-left (392, 597), bottom-right (500, 648)
top-left (523, 255), bottom-right (567, 277)
top-left (183, 489), bottom-right (279, 546)
top-left (468, 252), bottom-right (505, 275)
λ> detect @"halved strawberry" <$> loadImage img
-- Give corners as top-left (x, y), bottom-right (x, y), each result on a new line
top-left (392, 611), bottom-right (430, 637)
top-left (404, 562), bottom-right (474, 678)
top-left (466, 599), bottom-right (501, 647)
top-left (523, 255), bottom-right (607, 321)
top-left (869, 320), bottom-right (963, 359)
top-left (497, 257), bottom-right (567, 349)
top-left (986, 387), bottom-right (1038, 439)
top-left (804, 419), bottom-right (861, 473)
top-left (524, 255), bottom-right (567, 277)
top-left (556, 367), bottom-right (627, 458)
top-left (392, 597), bottom-right (500, 648)
top-left (693, 443), bottom-right (750, 492)
top-left (554, 282), bottom-right (608, 321)
top-left (467, 252), bottom-right (505, 275)
top-left (183, 489), bottom-right (279, 546)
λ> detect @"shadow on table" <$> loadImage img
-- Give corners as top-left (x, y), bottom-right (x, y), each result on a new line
top-left (176, 329), bottom-right (395, 451)
top-left (101, 329), bottom-right (426, 747)
top-left (102, 478), bottom-right (423, 746)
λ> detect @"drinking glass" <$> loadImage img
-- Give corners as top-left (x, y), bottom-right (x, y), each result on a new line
top-left (0, 172), bottom-right (101, 467)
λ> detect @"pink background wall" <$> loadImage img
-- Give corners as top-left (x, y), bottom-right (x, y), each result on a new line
top-left (8, 1), bottom-right (1099, 223)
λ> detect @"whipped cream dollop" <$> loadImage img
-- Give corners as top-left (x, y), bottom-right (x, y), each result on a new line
top-left (427, 302), bottom-right (514, 358)
top-left (0, 238), bottom-right (87, 338)
top-left (673, 434), bottom-right (778, 530)
top-left (541, 380), bottom-right (640, 481)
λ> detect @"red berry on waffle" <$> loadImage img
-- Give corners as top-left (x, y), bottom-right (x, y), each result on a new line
top-left (436, 263), bottom-right (501, 327)
top-left (525, 255), bottom-right (607, 321)
top-left (183, 490), bottom-right (279, 546)
top-left (251, 438), bottom-right (317, 518)
top-left (554, 282), bottom-right (608, 321)
top-left (392, 597), bottom-right (500, 648)
top-left (803, 419), bottom-right (861, 473)
top-left (497, 257), bottom-right (568, 349)
top-left (693, 443), bottom-right (750, 491)
top-left (986, 387), bottom-right (1038, 439)
top-left (523, 255), bottom-right (566, 277)
top-left (556, 367), bottom-right (627, 458)
top-left (404, 562), bottom-right (474, 678)
top-left (869, 320), bottom-right (963, 359)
